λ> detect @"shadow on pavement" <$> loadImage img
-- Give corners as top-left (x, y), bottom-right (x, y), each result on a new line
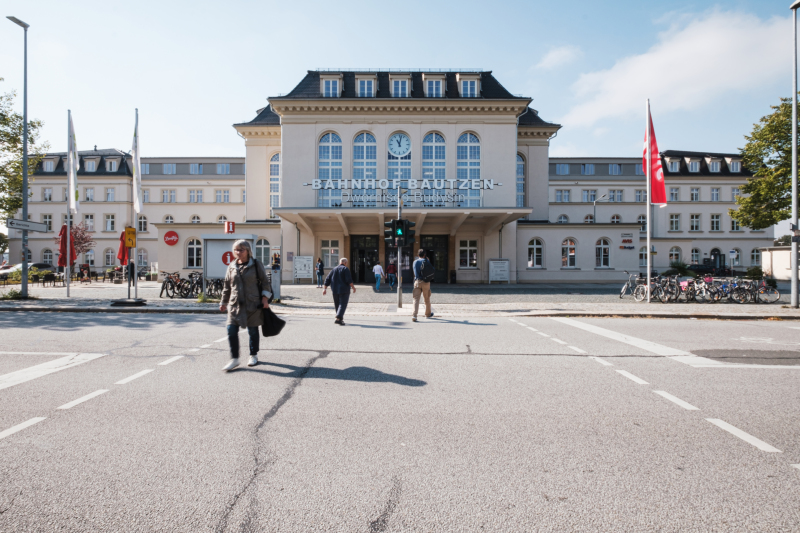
top-left (243, 361), bottom-right (427, 386)
top-left (692, 349), bottom-right (800, 366)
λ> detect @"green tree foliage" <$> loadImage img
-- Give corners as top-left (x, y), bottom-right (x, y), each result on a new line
top-left (52, 222), bottom-right (96, 255)
top-left (775, 234), bottom-right (791, 246)
top-left (0, 232), bottom-right (7, 254)
top-left (0, 77), bottom-right (49, 220)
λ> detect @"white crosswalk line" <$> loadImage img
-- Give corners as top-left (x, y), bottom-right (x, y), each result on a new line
top-left (549, 317), bottom-right (691, 356)
top-left (115, 369), bottom-right (154, 385)
top-left (569, 346), bottom-right (587, 354)
top-left (551, 338), bottom-right (568, 345)
top-left (590, 356), bottom-right (613, 366)
top-left (526, 327), bottom-right (539, 332)
top-left (0, 417), bottom-right (46, 441)
top-left (536, 332), bottom-right (550, 337)
top-left (0, 353), bottom-right (106, 392)
top-left (615, 370), bottom-right (648, 384)
top-left (158, 356), bottom-right (185, 366)
top-left (653, 390), bottom-right (699, 410)
top-left (706, 419), bottom-right (781, 453)
top-left (57, 390), bottom-right (109, 410)
top-left (214, 337), bottom-right (228, 343)
top-left (199, 344), bottom-right (213, 348)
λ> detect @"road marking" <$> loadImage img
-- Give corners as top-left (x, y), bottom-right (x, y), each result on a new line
top-left (57, 389), bottom-right (109, 410)
top-left (508, 319), bottom-right (518, 323)
top-left (536, 332), bottom-right (550, 337)
top-left (199, 344), bottom-right (213, 348)
top-left (0, 417), bottom-right (46, 441)
top-left (158, 356), bottom-right (184, 366)
top-left (549, 317), bottom-right (691, 356)
top-left (792, 464), bottom-right (800, 470)
top-left (526, 327), bottom-right (539, 332)
top-left (115, 369), bottom-right (154, 385)
top-left (706, 419), bottom-right (781, 453)
top-left (0, 353), bottom-right (106, 392)
top-left (0, 351), bottom-right (80, 356)
top-left (187, 349), bottom-right (200, 352)
top-left (615, 370), bottom-right (649, 384)
top-left (653, 390), bottom-right (699, 410)
top-left (590, 356), bottom-right (613, 366)
top-left (551, 338), bottom-right (568, 345)
top-left (214, 337), bottom-right (228, 343)
top-left (569, 346), bottom-right (587, 354)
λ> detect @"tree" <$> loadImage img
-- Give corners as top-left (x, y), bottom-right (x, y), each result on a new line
top-left (0, 77), bottom-right (49, 221)
top-left (0, 232), bottom-right (7, 254)
top-left (53, 222), bottom-right (96, 256)
top-left (730, 96), bottom-right (798, 230)
top-left (775, 234), bottom-right (791, 246)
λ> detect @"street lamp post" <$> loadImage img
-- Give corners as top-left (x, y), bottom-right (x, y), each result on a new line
top-left (593, 193), bottom-right (608, 223)
top-left (7, 16), bottom-right (30, 298)
top-left (791, 1), bottom-right (800, 307)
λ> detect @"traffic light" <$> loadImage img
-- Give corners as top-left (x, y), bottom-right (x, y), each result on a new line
top-left (384, 219), bottom-right (397, 246)
top-left (402, 219), bottom-right (416, 247)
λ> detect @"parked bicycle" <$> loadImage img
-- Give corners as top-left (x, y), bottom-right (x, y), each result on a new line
top-left (159, 271), bottom-right (182, 298)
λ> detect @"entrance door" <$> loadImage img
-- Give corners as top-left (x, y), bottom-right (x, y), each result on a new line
top-left (420, 235), bottom-right (449, 283)
top-left (350, 235), bottom-right (379, 283)
top-left (386, 244), bottom-right (412, 283)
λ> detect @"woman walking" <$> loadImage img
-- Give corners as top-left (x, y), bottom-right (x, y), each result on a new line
top-left (316, 257), bottom-right (325, 288)
top-left (220, 240), bottom-right (271, 371)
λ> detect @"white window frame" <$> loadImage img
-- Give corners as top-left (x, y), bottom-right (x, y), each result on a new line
top-left (691, 248), bottom-right (700, 264)
top-left (638, 215), bottom-right (646, 232)
top-left (321, 239), bottom-right (340, 268)
top-left (190, 163), bottom-right (203, 175)
top-left (392, 79), bottom-right (408, 98)
top-left (527, 239), bottom-right (544, 268)
top-left (105, 214), bottom-right (115, 231)
top-left (688, 161), bottom-right (700, 173)
top-left (323, 79), bottom-right (339, 98)
top-left (669, 187), bottom-right (680, 202)
top-left (669, 247), bottom-right (682, 264)
top-left (106, 160), bottom-right (118, 172)
top-left (690, 188), bottom-right (700, 202)
top-left (751, 248), bottom-right (761, 266)
top-left (459, 239), bottom-right (478, 268)
top-left (256, 239), bottom-right (270, 264)
top-left (584, 214), bottom-right (594, 224)
top-left (611, 215), bottom-right (621, 224)
top-left (710, 214), bottom-right (721, 231)
top-left (583, 190), bottom-right (597, 203)
top-left (163, 163), bottom-right (176, 175)
top-left (731, 249), bottom-right (741, 267)
top-left (141, 163), bottom-right (150, 175)
top-left (555, 190), bottom-right (570, 203)
top-left (690, 214), bottom-right (700, 231)
top-left (191, 215), bottom-right (201, 224)
top-left (668, 161), bottom-right (680, 172)
top-left (105, 188), bottom-right (115, 202)
top-left (461, 80), bottom-right (477, 98)
top-left (84, 214), bottom-right (94, 232)
top-left (711, 188), bottom-right (720, 202)
top-left (731, 219), bottom-right (741, 231)
top-left (731, 187), bottom-right (740, 201)
top-left (730, 161), bottom-right (742, 173)
top-left (142, 189), bottom-right (149, 203)
top-left (43, 188), bottom-right (52, 202)
top-left (85, 187), bottom-right (94, 202)
top-left (42, 214), bottom-right (52, 232)
top-left (105, 248), bottom-right (115, 266)
top-left (595, 238), bottom-right (610, 268)
top-left (557, 215), bottom-right (569, 224)
top-left (85, 160), bottom-right (97, 172)
top-left (217, 163), bottom-right (230, 175)
top-left (561, 238), bottom-right (577, 268)
top-left (43, 160), bottom-right (54, 172)
top-left (138, 215), bottom-right (147, 232)
top-left (164, 215), bottom-right (174, 224)
top-left (358, 79), bottom-right (374, 97)
top-left (187, 239), bottom-right (202, 268)
top-left (426, 79), bottom-right (442, 97)
top-left (635, 190), bottom-right (646, 203)
top-left (608, 164), bottom-right (622, 176)
top-left (669, 214), bottom-right (681, 231)
top-left (581, 164), bottom-right (595, 175)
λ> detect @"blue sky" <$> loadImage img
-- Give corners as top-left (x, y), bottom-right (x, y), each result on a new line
top-left (0, 0), bottom-right (795, 236)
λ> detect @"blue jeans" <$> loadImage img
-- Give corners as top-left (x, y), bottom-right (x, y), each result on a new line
top-left (227, 324), bottom-right (260, 358)
top-left (317, 273), bottom-right (324, 287)
top-left (332, 292), bottom-right (350, 320)
top-left (375, 276), bottom-right (381, 291)
top-left (387, 274), bottom-right (396, 289)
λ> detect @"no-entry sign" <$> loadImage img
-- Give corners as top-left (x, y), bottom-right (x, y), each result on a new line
top-left (164, 231), bottom-right (179, 246)
top-left (222, 251), bottom-right (234, 265)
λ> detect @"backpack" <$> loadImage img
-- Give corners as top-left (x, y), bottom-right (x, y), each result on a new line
top-left (420, 259), bottom-right (435, 282)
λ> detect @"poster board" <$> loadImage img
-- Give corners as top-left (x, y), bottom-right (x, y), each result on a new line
top-left (489, 258), bottom-right (510, 284)
top-left (293, 256), bottom-right (313, 280)
top-left (202, 234), bottom-right (256, 280)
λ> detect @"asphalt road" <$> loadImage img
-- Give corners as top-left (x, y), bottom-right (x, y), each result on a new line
top-left (1, 312), bottom-right (799, 532)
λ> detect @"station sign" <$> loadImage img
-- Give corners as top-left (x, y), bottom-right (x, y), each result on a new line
top-left (6, 218), bottom-right (47, 232)
top-left (305, 178), bottom-right (502, 204)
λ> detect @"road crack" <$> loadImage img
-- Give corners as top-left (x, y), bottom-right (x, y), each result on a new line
top-left (0, 490), bottom-right (22, 515)
top-left (368, 476), bottom-right (402, 532)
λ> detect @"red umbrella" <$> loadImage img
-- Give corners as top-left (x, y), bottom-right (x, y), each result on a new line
top-left (57, 224), bottom-right (77, 267)
top-left (117, 231), bottom-right (129, 265)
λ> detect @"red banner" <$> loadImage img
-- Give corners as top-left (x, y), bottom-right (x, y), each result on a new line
top-left (643, 110), bottom-right (667, 205)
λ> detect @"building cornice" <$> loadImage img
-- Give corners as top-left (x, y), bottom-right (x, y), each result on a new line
top-left (268, 98), bottom-right (531, 117)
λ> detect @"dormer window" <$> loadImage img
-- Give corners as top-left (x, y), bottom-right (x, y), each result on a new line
top-left (106, 160), bottom-right (117, 172)
top-left (730, 160), bottom-right (741, 173)
top-left (358, 79), bottom-right (374, 97)
top-left (668, 161), bottom-right (679, 172)
top-left (427, 80), bottom-right (442, 97)
top-left (688, 161), bottom-right (700, 173)
top-left (708, 161), bottom-right (720, 173)
top-left (461, 80), bottom-right (477, 97)
top-left (43, 160), bottom-right (54, 172)
top-left (85, 160), bottom-right (96, 172)
top-left (392, 79), bottom-right (408, 97)
top-left (323, 79), bottom-right (339, 97)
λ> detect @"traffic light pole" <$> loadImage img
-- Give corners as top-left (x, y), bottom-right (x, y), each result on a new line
top-left (397, 195), bottom-right (403, 308)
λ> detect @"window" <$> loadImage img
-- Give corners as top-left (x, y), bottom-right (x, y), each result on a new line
top-left (609, 190), bottom-right (623, 202)
top-left (731, 248), bottom-right (741, 266)
top-left (84, 214), bottom-right (94, 231)
top-left (163, 163), bottom-right (176, 174)
top-left (217, 163), bottom-right (230, 175)
top-left (137, 248), bottom-right (148, 267)
top-left (323, 79), bottom-right (338, 97)
top-left (44, 160), bottom-right (54, 172)
top-left (635, 164), bottom-right (644, 176)
top-left (583, 190), bottom-right (597, 202)
top-left (635, 190), bottom-right (646, 203)
top-left (106, 160), bottom-right (117, 172)
top-left (242, 190), bottom-right (246, 203)
top-left (639, 247), bottom-right (648, 267)
top-left (191, 215), bottom-right (200, 224)
top-left (561, 239), bottom-right (576, 267)
top-left (528, 239), bottom-right (544, 268)
top-left (43, 188), bottom-right (52, 201)
top-left (105, 214), bottom-right (115, 231)
top-left (141, 163), bottom-right (149, 174)
top-left (668, 161), bottom-right (679, 172)
top-left (611, 215), bottom-right (621, 224)
top-left (42, 214), bottom-right (52, 232)
top-left (190, 163), bottom-right (203, 175)
top-left (215, 190), bottom-right (230, 203)
top-left (85, 188), bottom-right (94, 202)
top-left (690, 188), bottom-right (699, 202)
top-left (709, 161), bottom-right (720, 173)
top-left (62, 214), bottom-right (73, 227)
top-left (608, 164), bottom-right (622, 175)
top-left (751, 248), bottom-right (761, 266)
top-left (189, 190), bottom-right (203, 203)
top-left (105, 248), bottom-right (115, 266)
top-left (584, 214), bottom-right (594, 224)
top-left (138, 215), bottom-right (147, 232)
top-left (43, 249), bottom-right (53, 264)
top-left (638, 215), bottom-right (647, 231)
top-left (255, 239), bottom-right (270, 264)
top-left (353, 133), bottom-right (378, 207)
top-left (688, 161), bottom-right (700, 173)
top-left (106, 188), bottom-right (115, 202)
top-left (85, 250), bottom-right (95, 266)
top-left (557, 215), bottom-right (568, 224)
top-left (555, 190), bottom-right (570, 203)
top-left (690, 214), bottom-right (700, 231)
top-left (461, 80), bottom-right (477, 97)
top-left (217, 215), bottom-right (227, 224)
top-left (691, 248), bottom-right (700, 264)
top-left (318, 133), bottom-right (343, 207)
top-left (711, 188), bottom-right (720, 201)
top-left (555, 164), bottom-right (570, 175)
top-left (426, 80), bottom-right (442, 97)
top-left (731, 187), bottom-right (740, 201)
top-left (422, 133), bottom-right (446, 207)
top-left (143, 189), bottom-right (149, 203)
top-left (393, 79), bottom-right (408, 97)
top-left (270, 194), bottom-right (279, 215)
top-left (85, 160), bottom-right (96, 172)
top-left (669, 247), bottom-right (681, 264)
top-left (516, 154), bottom-right (525, 208)
top-left (669, 187), bottom-right (679, 202)
top-left (730, 161), bottom-right (742, 173)
top-left (731, 219), bottom-right (741, 231)
top-left (710, 214), bottom-right (720, 231)
top-left (581, 164), bottom-right (595, 175)
top-left (459, 240), bottom-right (478, 268)
top-left (595, 239), bottom-right (610, 268)
top-left (187, 239), bottom-right (202, 268)
top-left (270, 152), bottom-right (280, 216)
top-left (358, 79), bottom-right (373, 97)
top-left (321, 240), bottom-right (339, 268)
top-left (164, 215), bottom-right (174, 224)
top-left (163, 190), bottom-right (176, 203)
top-left (669, 214), bottom-right (681, 231)
top-left (456, 133), bottom-right (481, 207)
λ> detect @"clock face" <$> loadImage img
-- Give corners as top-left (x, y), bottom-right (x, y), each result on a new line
top-left (388, 134), bottom-right (411, 157)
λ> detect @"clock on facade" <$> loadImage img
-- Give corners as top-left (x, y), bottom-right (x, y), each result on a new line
top-left (388, 133), bottom-right (411, 157)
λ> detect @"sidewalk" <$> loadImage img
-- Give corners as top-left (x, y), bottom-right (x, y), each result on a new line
top-left (1, 281), bottom-right (797, 319)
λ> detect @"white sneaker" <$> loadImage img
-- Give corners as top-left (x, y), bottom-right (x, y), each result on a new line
top-left (223, 358), bottom-right (239, 372)
top-left (247, 355), bottom-right (258, 367)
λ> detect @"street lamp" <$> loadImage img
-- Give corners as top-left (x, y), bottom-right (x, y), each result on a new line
top-left (791, 1), bottom-right (800, 308)
top-left (593, 193), bottom-right (608, 223)
top-left (7, 16), bottom-right (29, 298)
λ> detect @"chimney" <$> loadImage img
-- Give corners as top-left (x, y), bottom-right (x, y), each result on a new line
top-left (94, 145), bottom-right (97, 151)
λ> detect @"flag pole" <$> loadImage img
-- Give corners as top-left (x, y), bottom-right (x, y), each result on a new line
top-left (66, 110), bottom-right (71, 298)
top-left (133, 108), bottom-right (139, 300)
top-left (646, 99), bottom-right (651, 304)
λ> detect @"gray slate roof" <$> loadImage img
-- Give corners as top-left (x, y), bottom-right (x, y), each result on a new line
top-left (518, 107), bottom-right (560, 128)
top-left (34, 148), bottom-right (132, 176)
top-left (661, 150), bottom-right (752, 177)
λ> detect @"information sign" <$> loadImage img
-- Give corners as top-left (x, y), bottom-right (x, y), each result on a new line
top-left (293, 256), bottom-right (313, 280)
top-left (6, 218), bottom-right (47, 232)
top-left (488, 258), bottom-right (510, 284)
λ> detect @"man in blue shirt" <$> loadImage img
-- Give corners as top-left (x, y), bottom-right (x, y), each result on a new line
top-left (323, 258), bottom-right (356, 325)
top-left (411, 249), bottom-right (434, 322)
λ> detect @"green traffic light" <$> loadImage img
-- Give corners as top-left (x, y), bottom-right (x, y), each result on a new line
top-left (396, 228), bottom-right (403, 235)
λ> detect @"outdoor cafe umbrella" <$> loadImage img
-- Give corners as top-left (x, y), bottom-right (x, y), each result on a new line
top-left (57, 224), bottom-right (77, 268)
top-left (117, 231), bottom-right (129, 265)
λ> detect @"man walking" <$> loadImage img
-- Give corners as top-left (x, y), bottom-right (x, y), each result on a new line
top-left (323, 257), bottom-right (356, 325)
top-left (372, 260), bottom-right (385, 291)
top-left (412, 249), bottom-right (434, 322)
top-left (386, 261), bottom-right (397, 291)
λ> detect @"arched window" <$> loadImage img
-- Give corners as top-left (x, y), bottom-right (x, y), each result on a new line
top-left (84, 250), bottom-right (95, 266)
top-left (528, 238), bottom-right (543, 268)
top-left (42, 249), bottom-right (53, 264)
top-left (270, 153), bottom-right (280, 217)
top-left (388, 132), bottom-right (411, 208)
top-left (217, 215), bottom-right (227, 224)
top-left (164, 215), bottom-right (174, 224)
top-left (562, 239), bottom-right (577, 268)
top-left (457, 133), bottom-right (481, 207)
top-left (353, 133), bottom-right (377, 207)
top-left (691, 248), bottom-right (700, 264)
top-left (137, 248), bottom-right (148, 267)
top-left (596, 238), bottom-right (610, 267)
top-left (611, 215), bottom-right (621, 224)
top-left (423, 133), bottom-right (446, 207)
top-left (191, 215), bottom-right (200, 224)
top-left (187, 239), bottom-right (202, 268)
top-left (137, 215), bottom-right (147, 232)
top-left (256, 239), bottom-right (270, 264)
top-left (516, 154), bottom-right (525, 208)
top-left (669, 246), bottom-right (681, 264)
top-left (731, 248), bottom-right (741, 266)
top-left (557, 215), bottom-right (568, 224)
top-left (751, 248), bottom-right (761, 266)
top-left (105, 248), bottom-right (115, 266)
top-left (638, 215), bottom-right (646, 232)
top-left (584, 214), bottom-right (594, 224)
top-left (318, 133), bottom-right (342, 208)
top-left (639, 247), bottom-right (647, 267)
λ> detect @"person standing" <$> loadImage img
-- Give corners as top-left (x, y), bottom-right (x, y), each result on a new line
top-left (219, 240), bottom-right (271, 371)
top-left (316, 257), bottom-right (325, 288)
top-left (372, 260), bottom-right (385, 292)
top-left (411, 249), bottom-right (434, 322)
top-left (386, 261), bottom-right (397, 291)
top-left (323, 257), bottom-right (356, 325)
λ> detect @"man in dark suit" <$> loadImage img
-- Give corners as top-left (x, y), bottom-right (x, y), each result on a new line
top-left (323, 258), bottom-right (356, 325)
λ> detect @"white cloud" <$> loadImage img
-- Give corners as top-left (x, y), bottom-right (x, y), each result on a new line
top-left (561, 10), bottom-right (789, 129)
top-left (535, 45), bottom-right (582, 70)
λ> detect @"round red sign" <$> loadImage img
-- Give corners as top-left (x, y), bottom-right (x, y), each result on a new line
top-left (164, 231), bottom-right (179, 246)
top-left (222, 251), bottom-right (234, 265)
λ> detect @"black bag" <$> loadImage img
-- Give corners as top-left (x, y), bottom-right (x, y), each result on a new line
top-left (421, 259), bottom-right (436, 282)
top-left (261, 307), bottom-right (286, 338)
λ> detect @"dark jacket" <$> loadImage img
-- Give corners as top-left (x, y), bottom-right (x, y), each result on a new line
top-left (316, 261), bottom-right (325, 275)
top-left (324, 264), bottom-right (353, 294)
top-left (221, 258), bottom-right (271, 327)
top-left (413, 258), bottom-right (432, 281)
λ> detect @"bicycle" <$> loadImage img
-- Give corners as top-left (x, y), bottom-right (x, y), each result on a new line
top-left (159, 271), bottom-right (181, 298)
top-left (620, 271), bottom-right (643, 299)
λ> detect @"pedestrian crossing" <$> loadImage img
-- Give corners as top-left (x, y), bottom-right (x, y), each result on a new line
top-left (0, 352), bottom-right (106, 391)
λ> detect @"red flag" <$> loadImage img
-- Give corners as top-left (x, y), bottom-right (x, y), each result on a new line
top-left (643, 109), bottom-right (667, 205)
top-left (57, 225), bottom-right (77, 267)
top-left (117, 231), bottom-right (129, 265)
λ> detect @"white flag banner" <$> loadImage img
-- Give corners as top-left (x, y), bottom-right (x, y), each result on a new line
top-left (131, 109), bottom-right (142, 214)
top-left (67, 111), bottom-right (79, 214)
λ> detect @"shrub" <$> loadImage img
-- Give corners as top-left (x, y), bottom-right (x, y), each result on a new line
top-left (663, 261), bottom-right (693, 277)
top-left (746, 266), bottom-right (764, 279)
top-left (0, 288), bottom-right (36, 300)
